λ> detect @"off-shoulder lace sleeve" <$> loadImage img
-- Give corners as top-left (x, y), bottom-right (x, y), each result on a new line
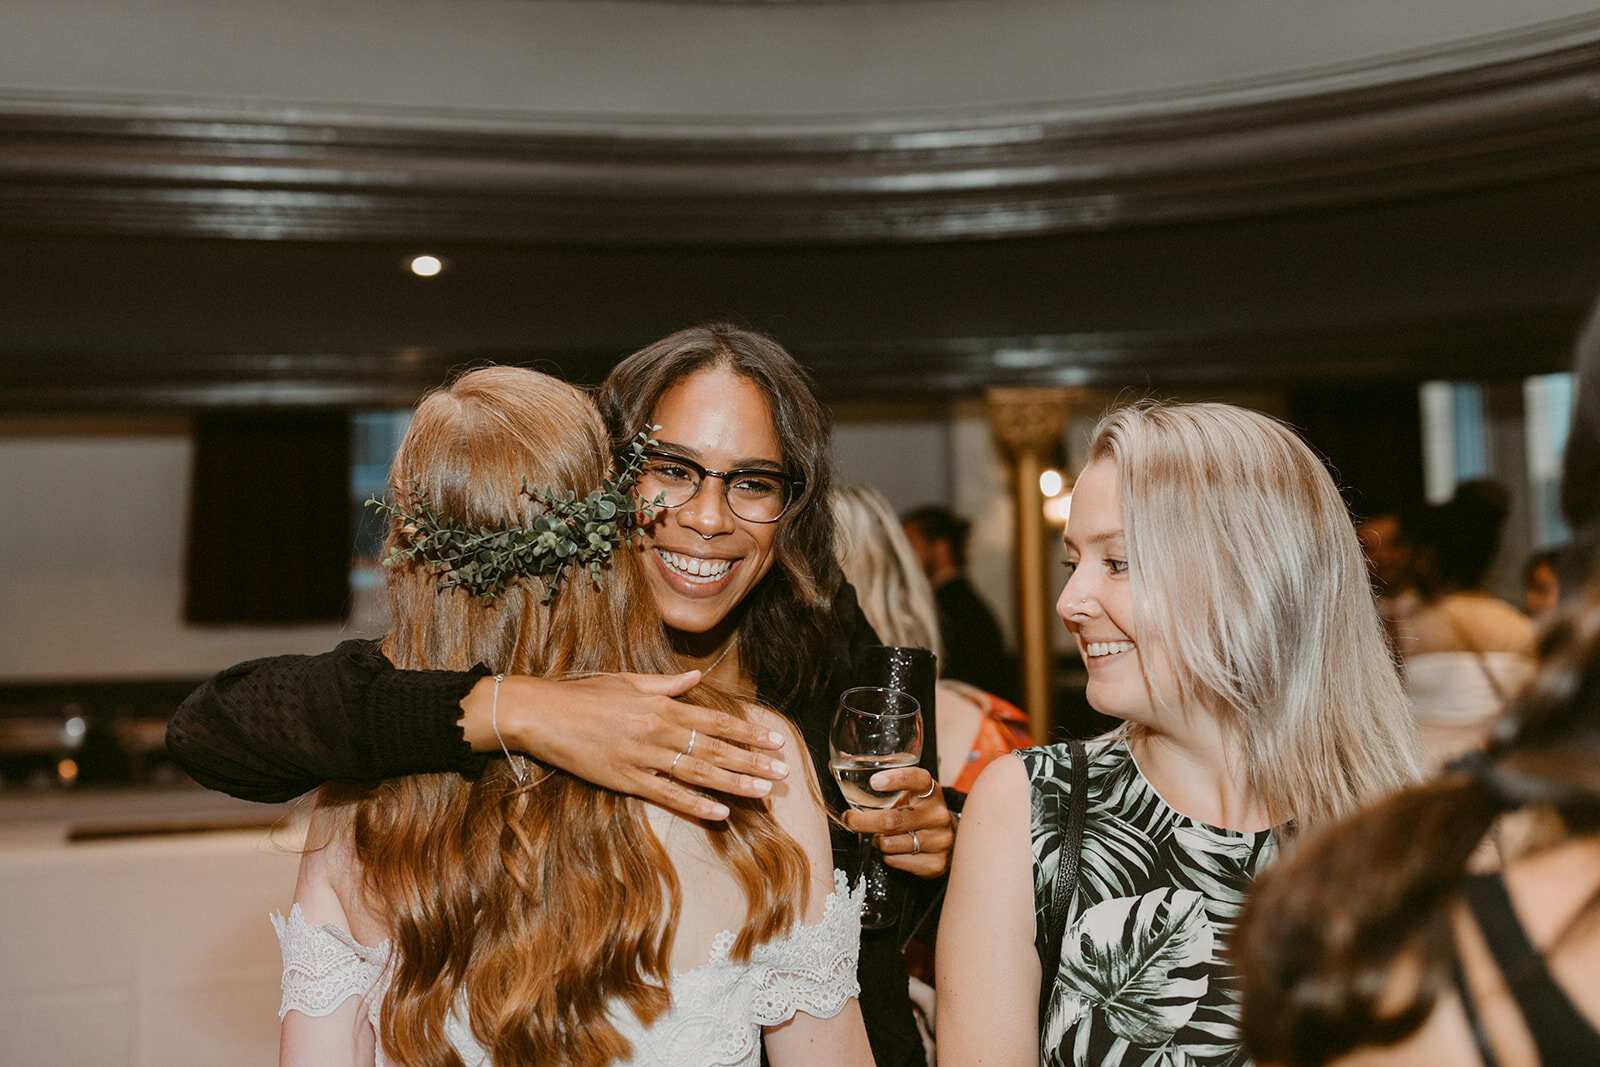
top-left (749, 870), bottom-right (865, 1026)
top-left (271, 904), bottom-right (390, 1020)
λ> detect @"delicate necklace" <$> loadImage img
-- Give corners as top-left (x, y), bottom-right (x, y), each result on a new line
top-left (701, 635), bottom-right (737, 678)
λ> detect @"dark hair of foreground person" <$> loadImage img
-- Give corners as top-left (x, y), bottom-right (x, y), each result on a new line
top-left (1236, 558), bottom-right (1600, 1066)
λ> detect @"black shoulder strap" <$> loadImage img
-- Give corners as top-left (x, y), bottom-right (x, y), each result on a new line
top-left (1460, 871), bottom-right (1600, 1064)
top-left (1038, 738), bottom-right (1089, 1023)
top-left (1450, 952), bottom-right (1500, 1067)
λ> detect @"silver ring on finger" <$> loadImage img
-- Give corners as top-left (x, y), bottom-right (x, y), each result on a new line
top-left (669, 751), bottom-right (685, 779)
top-left (909, 829), bottom-right (921, 855)
top-left (684, 728), bottom-right (697, 758)
top-left (914, 779), bottom-right (938, 800)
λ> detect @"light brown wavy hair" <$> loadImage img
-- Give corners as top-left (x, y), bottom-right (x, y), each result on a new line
top-left (322, 366), bottom-right (810, 1067)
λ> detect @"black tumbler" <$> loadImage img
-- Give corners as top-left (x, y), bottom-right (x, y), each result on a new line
top-left (853, 645), bottom-right (939, 783)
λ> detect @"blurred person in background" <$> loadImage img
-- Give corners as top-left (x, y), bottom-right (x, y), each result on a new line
top-left (834, 484), bottom-right (1033, 793)
top-left (1235, 298), bottom-right (1600, 1067)
top-left (1523, 547), bottom-right (1563, 621)
top-left (1396, 479), bottom-right (1538, 769)
top-left (1238, 561), bottom-right (1600, 1067)
top-left (937, 401), bottom-right (1420, 1067)
top-left (1357, 506), bottom-right (1423, 648)
top-left (901, 504), bottom-right (1019, 703)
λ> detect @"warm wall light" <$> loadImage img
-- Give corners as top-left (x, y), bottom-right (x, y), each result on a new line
top-left (408, 254), bottom-right (444, 277)
top-left (1041, 468), bottom-right (1072, 527)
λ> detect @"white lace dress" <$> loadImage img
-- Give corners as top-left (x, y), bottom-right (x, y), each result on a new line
top-left (272, 870), bottom-right (864, 1067)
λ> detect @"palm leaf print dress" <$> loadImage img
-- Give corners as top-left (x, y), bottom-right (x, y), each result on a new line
top-left (1021, 739), bottom-right (1278, 1067)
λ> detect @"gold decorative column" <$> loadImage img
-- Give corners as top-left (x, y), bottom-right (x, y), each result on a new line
top-left (988, 387), bottom-right (1076, 742)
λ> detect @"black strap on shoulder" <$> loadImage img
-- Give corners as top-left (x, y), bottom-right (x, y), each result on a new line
top-left (1450, 952), bottom-right (1500, 1067)
top-left (1038, 738), bottom-right (1089, 1023)
top-left (1460, 871), bottom-right (1600, 1064)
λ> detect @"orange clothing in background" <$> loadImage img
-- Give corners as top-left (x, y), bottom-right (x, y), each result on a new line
top-left (951, 687), bottom-right (1033, 794)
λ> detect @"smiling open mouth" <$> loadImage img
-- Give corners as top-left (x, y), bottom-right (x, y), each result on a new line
top-left (656, 549), bottom-right (733, 583)
top-left (1084, 641), bottom-right (1136, 659)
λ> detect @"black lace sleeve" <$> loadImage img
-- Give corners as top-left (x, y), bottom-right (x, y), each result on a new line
top-left (165, 638), bottom-right (489, 803)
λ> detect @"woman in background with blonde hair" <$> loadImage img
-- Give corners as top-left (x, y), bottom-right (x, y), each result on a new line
top-left (832, 483), bottom-right (1033, 1061)
top-left (937, 401), bottom-right (1420, 1067)
top-left (276, 366), bottom-right (870, 1066)
top-left (831, 484), bottom-right (1032, 791)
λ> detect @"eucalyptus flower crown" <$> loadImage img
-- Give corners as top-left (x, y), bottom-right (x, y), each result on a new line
top-left (367, 429), bottom-right (663, 601)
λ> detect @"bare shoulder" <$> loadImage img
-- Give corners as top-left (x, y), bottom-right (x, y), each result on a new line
top-left (294, 787), bottom-right (380, 938)
top-left (949, 753), bottom-right (1033, 877)
top-left (742, 703), bottom-right (827, 840)
top-left (1504, 835), bottom-right (1600, 963)
top-left (1406, 594), bottom-right (1536, 656)
top-left (744, 704), bottom-right (807, 759)
top-left (965, 750), bottom-right (1031, 817)
top-left (935, 681), bottom-right (986, 736)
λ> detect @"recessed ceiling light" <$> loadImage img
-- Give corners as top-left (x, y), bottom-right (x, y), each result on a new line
top-left (409, 254), bottom-right (443, 277)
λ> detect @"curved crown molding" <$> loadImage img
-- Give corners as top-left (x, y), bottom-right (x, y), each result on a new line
top-left (1, 15), bottom-right (1599, 243)
top-left (3, 304), bottom-right (1582, 413)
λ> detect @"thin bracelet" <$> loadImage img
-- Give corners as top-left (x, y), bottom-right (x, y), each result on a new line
top-left (491, 674), bottom-right (529, 784)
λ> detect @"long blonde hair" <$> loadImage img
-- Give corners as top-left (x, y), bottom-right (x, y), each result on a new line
top-left (327, 366), bottom-right (809, 1066)
top-left (831, 484), bottom-right (943, 663)
top-left (1089, 401), bottom-right (1421, 832)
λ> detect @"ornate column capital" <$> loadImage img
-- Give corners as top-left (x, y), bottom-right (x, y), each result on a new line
top-left (986, 387), bottom-right (1079, 458)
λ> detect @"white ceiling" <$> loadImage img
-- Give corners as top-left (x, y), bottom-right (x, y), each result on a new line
top-left (5, 0), bottom-right (1599, 122)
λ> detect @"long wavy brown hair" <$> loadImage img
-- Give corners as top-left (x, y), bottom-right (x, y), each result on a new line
top-left (322, 366), bottom-right (811, 1067)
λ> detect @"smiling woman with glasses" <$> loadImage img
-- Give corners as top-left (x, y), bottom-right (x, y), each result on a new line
top-left (638, 449), bottom-right (803, 525)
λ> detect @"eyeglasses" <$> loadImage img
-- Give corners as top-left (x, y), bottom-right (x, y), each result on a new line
top-left (637, 449), bottom-right (803, 524)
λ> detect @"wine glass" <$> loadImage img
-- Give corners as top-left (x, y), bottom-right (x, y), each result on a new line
top-left (829, 686), bottom-right (923, 929)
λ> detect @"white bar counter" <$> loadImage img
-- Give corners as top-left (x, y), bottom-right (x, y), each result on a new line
top-left (0, 787), bottom-right (302, 1066)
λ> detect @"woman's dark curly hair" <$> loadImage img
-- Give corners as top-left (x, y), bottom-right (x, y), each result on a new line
top-left (596, 323), bottom-right (840, 709)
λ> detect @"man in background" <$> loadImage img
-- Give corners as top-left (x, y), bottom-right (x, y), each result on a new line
top-left (1356, 508), bottom-right (1422, 628)
top-left (901, 504), bottom-right (1018, 703)
top-left (1521, 546), bottom-right (1562, 621)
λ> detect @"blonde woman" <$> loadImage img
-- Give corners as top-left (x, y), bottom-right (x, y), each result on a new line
top-left (938, 402), bottom-right (1421, 1067)
top-left (276, 367), bottom-right (870, 1066)
top-left (831, 484), bottom-right (1032, 790)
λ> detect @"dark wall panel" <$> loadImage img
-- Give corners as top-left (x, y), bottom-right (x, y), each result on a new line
top-left (184, 412), bottom-right (351, 623)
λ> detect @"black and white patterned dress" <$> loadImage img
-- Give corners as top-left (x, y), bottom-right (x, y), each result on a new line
top-left (1020, 739), bottom-right (1278, 1067)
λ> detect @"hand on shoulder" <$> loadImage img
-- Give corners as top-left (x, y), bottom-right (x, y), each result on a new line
top-left (459, 671), bottom-right (791, 822)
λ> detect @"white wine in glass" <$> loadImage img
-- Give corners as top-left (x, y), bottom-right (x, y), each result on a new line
top-left (830, 753), bottom-right (920, 810)
top-left (828, 686), bottom-right (923, 929)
